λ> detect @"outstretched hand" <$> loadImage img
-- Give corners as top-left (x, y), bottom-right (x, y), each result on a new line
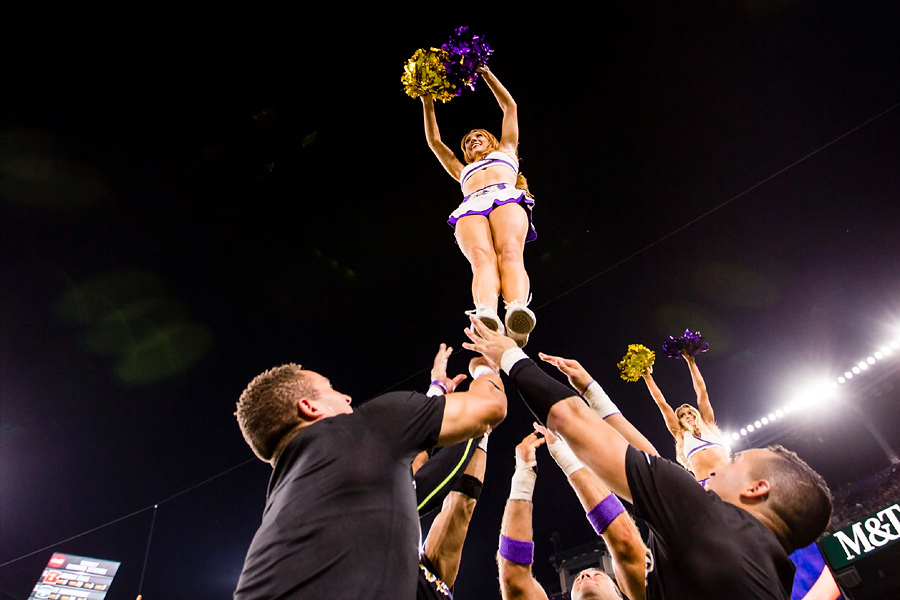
top-left (431, 343), bottom-right (467, 393)
top-left (538, 353), bottom-right (593, 393)
top-left (515, 431), bottom-right (545, 466)
top-left (462, 316), bottom-right (517, 367)
top-left (533, 422), bottom-right (559, 445)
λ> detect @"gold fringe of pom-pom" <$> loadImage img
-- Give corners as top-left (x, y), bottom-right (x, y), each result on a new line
top-left (401, 48), bottom-right (457, 102)
top-left (617, 344), bottom-right (656, 382)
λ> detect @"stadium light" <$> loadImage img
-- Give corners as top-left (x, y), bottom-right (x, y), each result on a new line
top-left (727, 330), bottom-right (898, 449)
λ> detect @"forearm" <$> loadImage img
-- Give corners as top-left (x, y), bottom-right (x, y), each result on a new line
top-left (498, 498), bottom-right (546, 600)
top-left (686, 358), bottom-right (713, 420)
top-left (500, 351), bottom-right (631, 497)
top-left (547, 398), bottom-right (632, 502)
top-left (582, 381), bottom-right (659, 455)
top-left (603, 413), bottom-right (659, 456)
top-left (642, 375), bottom-right (680, 431)
top-left (482, 69), bottom-right (516, 112)
top-left (567, 468), bottom-right (612, 512)
top-left (567, 470), bottom-right (646, 600)
top-left (605, 517), bottom-right (648, 600)
top-left (801, 567), bottom-right (841, 600)
top-left (422, 443), bottom-right (487, 585)
top-left (424, 492), bottom-right (477, 587)
top-left (422, 98), bottom-right (442, 147)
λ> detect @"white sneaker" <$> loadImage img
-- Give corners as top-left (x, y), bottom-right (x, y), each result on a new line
top-left (505, 300), bottom-right (536, 348)
top-left (505, 300), bottom-right (536, 334)
top-left (508, 330), bottom-right (530, 348)
top-left (466, 305), bottom-right (505, 335)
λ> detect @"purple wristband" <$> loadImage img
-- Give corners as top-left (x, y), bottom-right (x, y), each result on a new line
top-left (586, 494), bottom-right (626, 535)
top-left (430, 380), bottom-right (449, 394)
top-left (498, 535), bottom-right (534, 564)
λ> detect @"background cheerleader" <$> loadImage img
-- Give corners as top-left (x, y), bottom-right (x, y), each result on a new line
top-left (637, 331), bottom-right (730, 485)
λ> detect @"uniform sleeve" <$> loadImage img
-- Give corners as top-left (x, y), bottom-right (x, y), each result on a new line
top-left (360, 391), bottom-right (446, 457)
top-left (625, 445), bottom-right (718, 554)
top-left (414, 437), bottom-right (479, 516)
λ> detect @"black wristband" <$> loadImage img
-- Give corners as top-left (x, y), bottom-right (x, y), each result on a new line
top-left (451, 474), bottom-right (484, 500)
top-left (508, 358), bottom-right (578, 423)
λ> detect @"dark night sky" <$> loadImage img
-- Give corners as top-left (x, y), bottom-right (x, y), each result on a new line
top-left (3, 3), bottom-right (900, 599)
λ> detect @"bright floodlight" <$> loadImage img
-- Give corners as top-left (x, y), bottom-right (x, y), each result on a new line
top-left (747, 424), bottom-right (755, 432)
top-left (731, 432), bottom-right (740, 441)
top-left (867, 356), bottom-right (876, 364)
top-left (761, 417), bottom-right (770, 425)
top-left (784, 404), bottom-right (793, 413)
top-left (768, 412), bottom-right (776, 421)
top-left (754, 420), bottom-right (762, 428)
top-left (740, 428), bottom-right (747, 436)
top-left (775, 409), bottom-right (784, 418)
top-left (852, 366), bottom-right (861, 374)
top-left (891, 340), bottom-right (899, 349)
top-left (858, 361), bottom-right (869, 370)
top-left (838, 376), bottom-right (846, 383)
top-left (875, 351), bottom-right (884, 360)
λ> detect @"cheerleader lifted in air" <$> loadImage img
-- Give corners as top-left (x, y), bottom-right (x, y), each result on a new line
top-left (420, 65), bottom-right (537, 348)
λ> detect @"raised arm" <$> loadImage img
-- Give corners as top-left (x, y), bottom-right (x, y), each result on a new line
top-left (642, 369), bottom-right (681, 437)
top-left (540, 353), bottom-right (659, 456)
top-left (437, 356), bottom-right (507, 447)
top-left (421, 95), bottom-right (465, 180)
top-left (536, 424), bottom-right (646, 600)
top-left (684, 355), bottom-right (714, 425)
top-left (462, 319), bottom-right (632, 501)
top-left (478, 66), bottom-right (518, 153)
top-left (423, 435), bottom-right (488, 588)
top-left (497, 433), bottom-right (550, 600)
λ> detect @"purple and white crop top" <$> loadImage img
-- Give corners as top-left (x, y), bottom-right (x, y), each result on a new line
top-left (682, 428), bottom-right (727, 461)
top-left (459, 151), bottom-right (519, 190)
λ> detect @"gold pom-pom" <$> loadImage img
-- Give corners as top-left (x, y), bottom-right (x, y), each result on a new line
top-left (617, 344), bottom-right (656, 382)
top-left (401, 48), bottom-right (457, 103)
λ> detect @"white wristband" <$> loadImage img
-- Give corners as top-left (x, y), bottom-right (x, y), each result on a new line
top-left (547, 437), bottom-right (585, 478)
top-left (472, 364), bottom-right (497, 379)
top-left (501, 347), bottom-right (529, 375)
top-left (584, 381), bottom-right (620, 418)
top-left (509, 466), bottom-right (537, 501)
top-left (478, 431), bottom-right (489, 452)
top-left (427, 384), bottom-right (444, 397)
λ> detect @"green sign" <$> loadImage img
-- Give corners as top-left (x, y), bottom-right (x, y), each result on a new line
top-left (819, 502), bottom-right (900, 570)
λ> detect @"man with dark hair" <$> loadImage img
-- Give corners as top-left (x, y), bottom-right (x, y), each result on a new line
top-left (463, 319), bottom-right (833, 600)
top-left (233, 343), bottom-right (507, 600)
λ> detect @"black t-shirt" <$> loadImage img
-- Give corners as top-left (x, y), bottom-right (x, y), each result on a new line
top-left (234, 391), bottom-right (446, 600)
top-left (625, 446), bottom-right (796, 600)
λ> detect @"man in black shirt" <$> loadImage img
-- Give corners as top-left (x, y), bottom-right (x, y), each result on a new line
top-left (233, 345), bottom-right (506, 600)
top-left (463, 319), bottom-right (832, 600)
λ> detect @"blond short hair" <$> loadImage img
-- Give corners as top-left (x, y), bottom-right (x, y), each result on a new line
top-left (235, 364), bottom-right (318, 463)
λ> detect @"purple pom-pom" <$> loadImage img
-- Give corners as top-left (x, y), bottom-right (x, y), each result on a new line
top-left (663, 329), bottom-right (709, 359)
top-left (680, 329), bottom-right (709, 357)
top-left (441, 26), bottom-right (494, 93)
top-left (662, 335), bottom-right (685, 359)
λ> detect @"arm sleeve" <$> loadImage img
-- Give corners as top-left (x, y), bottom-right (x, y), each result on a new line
top-left (414, 437), bottom-right (480, 517)
top-left (360, 391), bottom-right (446, 457)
